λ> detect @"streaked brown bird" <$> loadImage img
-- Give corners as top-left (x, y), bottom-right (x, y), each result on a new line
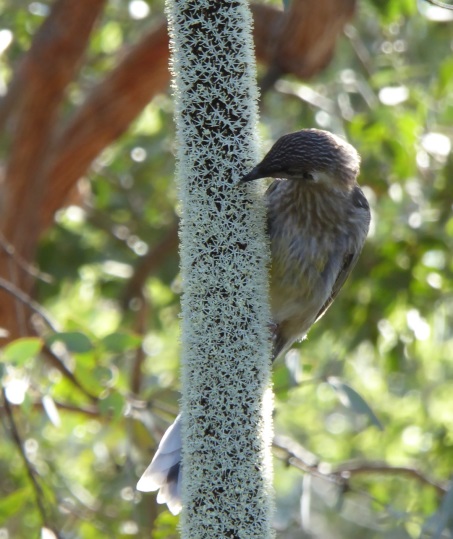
top-left (241, 128), bottom-right (370, 358)
top-left (137, 128), bottom-right (370, 514)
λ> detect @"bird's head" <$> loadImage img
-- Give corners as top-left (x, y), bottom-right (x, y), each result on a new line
top-left (240, 129), bottom-right (360, 190)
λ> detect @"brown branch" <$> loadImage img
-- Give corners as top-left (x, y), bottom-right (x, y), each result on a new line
top-left (0, 277), bottom-right (99, 401)
top-left (273, 436), bottom-right (447, 497)
top-left (260, 0), bottom-right (356, 90)
top-left (0, 398), bottom-right (100, 418)
top-left (1, 389), bottom-right (54, 531)
top-left (332, 460), bottom-right (447, 497)
top-left (0, 393), bottom-right (173, 421)
top-left (40, 21), bottom-right (170, 230)
top-left (0, 0), bottom-right (106, 339)
top-left (0, 276), bottom-right (59, 333)
top-left (2, 0), bottom-right (106, 244)
top-left (0, 232), bottom-right (52, 283)
top-left (42, 346), bottom-right (99, 403)
top-left (129, 301), bottom-right (151, 395)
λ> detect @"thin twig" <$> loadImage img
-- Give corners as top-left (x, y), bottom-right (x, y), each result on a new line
top-left (0, 232), bottom-right (53, 283)
top-left (0, 398), bottom-right (100, 417)
top-left (1, 389), bottom-right (50, 525)
top-left (0, 277), bottom-right (100, 401)
top-left (273, 436), bottom-right (447, 497)
top-left (42, 346), bottom-right (99, 403)
top-left (0, 276), bottom-right (58, 332)
top-left (332, 460), bottom-right (447, 496)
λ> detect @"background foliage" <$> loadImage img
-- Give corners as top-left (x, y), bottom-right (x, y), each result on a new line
top-left (1, 0), bottom-right (453, 537)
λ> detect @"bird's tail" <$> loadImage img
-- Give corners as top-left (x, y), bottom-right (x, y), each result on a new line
top-left (137, 414), bottom-right (182, 515)
top-left (137, 332), bottom-right (279, 516)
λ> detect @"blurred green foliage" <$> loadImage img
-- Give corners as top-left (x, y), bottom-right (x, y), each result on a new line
top-left (1, 0), bottom-right (453, 537)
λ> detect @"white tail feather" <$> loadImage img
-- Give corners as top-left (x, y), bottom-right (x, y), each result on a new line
top-left (137, 414), bottom-right (182, 515)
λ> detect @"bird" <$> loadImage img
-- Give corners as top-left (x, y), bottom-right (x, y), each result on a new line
top-left (137, 128), bottom-right (370, 515)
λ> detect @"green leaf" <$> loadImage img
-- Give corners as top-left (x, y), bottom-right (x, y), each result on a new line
top-left (98, 391), bottom-right (125, 420)
top-left (1, 337), bottom-right (43, 365)
top-left (101, 332), bottom-right (142, 353)
top-left (327, 377), bottom-right (383, 430)
top-left (151, 509), bottom-right (179, 539)
top-left (0, 487), bottom-right (30, 519)
top-left (47, 332), bottom-right (93, 353)
top-left (93, 365), bottom-right (118, 387)
top-left (273, 364), bottom-right (292, 400)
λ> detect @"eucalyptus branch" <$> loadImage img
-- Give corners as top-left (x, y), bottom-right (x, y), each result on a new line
top-left (273, 435), bottom-right (447, 497)
top-left (0, 233), bottom-right (52, 283)
top-left (1, 389), bottom-right (53, 529)
top-left (41, 346), bottom-right (99, 403)
top-left (332, 460), bottom-right (447, 497)
top-left (0, 277), bottom-right (58, 332)
top-left (0, 276), bottom-right (100, 401)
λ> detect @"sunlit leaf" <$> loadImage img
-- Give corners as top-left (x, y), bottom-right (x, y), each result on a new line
top-left (273, 364), bottom-right (292, 400)
top-left (98, 390), bottom-right (125, 420)
top-left (93, 365), bottom-right (118, 387)
top-left (101, 332), bottom-right (142, 353)
top-left (0, 487), bottom-right (30, 519)
top-left (151, 509), bottom-right (180, 539)
top-left (2, 337), bottom-right (43, 365)
top-left (47, 332), bottom-right (93, 353)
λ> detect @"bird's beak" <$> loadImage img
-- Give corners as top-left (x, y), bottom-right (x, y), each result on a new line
top-left (239, 166), bottom-right (263, 184)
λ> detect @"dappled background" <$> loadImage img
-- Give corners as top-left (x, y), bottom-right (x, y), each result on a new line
top-left (1, 0), bottom-right (453, 537)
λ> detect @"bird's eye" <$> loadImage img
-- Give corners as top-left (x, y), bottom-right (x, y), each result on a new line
top-left (302, 171), bottom-right (315, 181)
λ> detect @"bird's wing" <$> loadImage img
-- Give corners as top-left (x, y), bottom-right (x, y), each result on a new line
top-left (314, 186), bottom-right (370, 323)
top-left (314, 251), bottom-right (357, 323)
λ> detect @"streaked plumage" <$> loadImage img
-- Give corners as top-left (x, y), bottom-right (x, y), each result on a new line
top-left (137, 128), bottom-right (370, 514)
top-left (246, 129), bottom-right (370, 357)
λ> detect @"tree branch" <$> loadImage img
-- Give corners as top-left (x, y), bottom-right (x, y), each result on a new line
top-left (0, 277), bottom-right (59, 333)
top-left (2, 0), bottom-right (106, 244)
top-left (0, 0), bottom-right (106, 339)
top-left (260, 0), bottom-right (356, 91)
top-left (0, 277), bottom-right (99, 401)
top-left (40, 21), bottom-right (170, 230)
top-left (1, 389), bottom-right (57, 533)
top-left (0, 232), bottom-right (52, 283)
top-left (273, 435), bottom-right (447, 497)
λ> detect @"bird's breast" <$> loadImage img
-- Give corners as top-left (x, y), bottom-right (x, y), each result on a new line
top-left (267, 181), bottom-right (356, 327)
